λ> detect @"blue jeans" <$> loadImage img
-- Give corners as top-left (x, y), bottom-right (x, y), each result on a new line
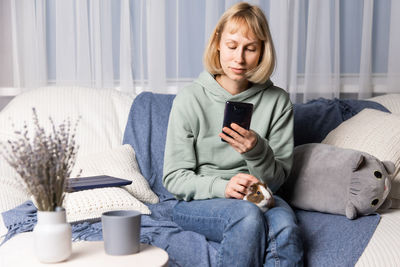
top-left (263, 196), bottom-right (303, 267)
top-left (172, 196), bottom-right (303, 267)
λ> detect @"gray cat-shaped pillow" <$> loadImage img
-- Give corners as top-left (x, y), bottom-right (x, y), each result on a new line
top-left (282, 143), bottom-right (395, 219)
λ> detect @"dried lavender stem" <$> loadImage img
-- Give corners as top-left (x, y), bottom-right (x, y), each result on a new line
top-left (0, 108), bottom-right (80, 211)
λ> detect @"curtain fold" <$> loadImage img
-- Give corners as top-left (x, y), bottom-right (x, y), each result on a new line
top-left (55, 0), bottom-right (76, 85)
top-left (1, 0), bottom-right (399, 100)
top-left (204, 0), bottom-right (221, 47)
top-left (0, 0), bottom-right (13, 88)
top-left (75, 0), bottom-right (91, 88)
top-left (146, 0), bottom-right (167, 92)
top-left (304, 0), bottom-right (340, 102)
top-left (54, 0), bottom-right (115, 88)
top-left (387, 0), bottom-right (400, 93)
top-left (358, 0), bottom-right (374, 99)
top-left (10, 0), bottom-right (47, 88)
top-left (119, 0), bottom-right (134, 92)
top-left (269, 0), bottom-right (300, 103)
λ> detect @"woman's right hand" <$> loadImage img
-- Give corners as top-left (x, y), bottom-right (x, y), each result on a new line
top-left (225, 173), bottom-right (259, 199)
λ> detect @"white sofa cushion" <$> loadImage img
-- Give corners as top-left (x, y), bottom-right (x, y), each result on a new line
top-left (0, 86), bottom-right (134, 212)
top-left (322, 109), bottom-right (400, 205)
top-left (368, 94), bottom-right (400, 114)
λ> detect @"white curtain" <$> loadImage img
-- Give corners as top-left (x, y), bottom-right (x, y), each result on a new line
top-left (1, 0), bottom-right (399, 102)
top-left (10, 0), bottom-right (47, 89)
top-left (358, 0), bottom-right (374, 99)
top-left (146, 0), bottom-right (167, 92)
top-left (387, 0), bottom-right (400, 94)
top-left (54, 0), bottom-right (117, 89)
top-left (0, 0), bottom-right (13, 89)
top-left (269, 0), bottom-right (302, 102)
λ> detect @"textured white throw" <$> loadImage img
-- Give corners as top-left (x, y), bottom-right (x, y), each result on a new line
top-left (322, 109), bottom-right (400, 205)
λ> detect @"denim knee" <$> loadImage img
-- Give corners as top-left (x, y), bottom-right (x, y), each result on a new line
top-left (266, 205), bottom-right (300, 238)
top-left (228, 201), bottom-right (265, 234)
top-left (273, 219), bottom-right (301, 244)
top-left (219, 201), bottom-right (267, 267)
top-left (264, 201), bottom-right (304, 267)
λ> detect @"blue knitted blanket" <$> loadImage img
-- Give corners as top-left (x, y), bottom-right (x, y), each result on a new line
top-left (2, 92), bottom-right (388, 267)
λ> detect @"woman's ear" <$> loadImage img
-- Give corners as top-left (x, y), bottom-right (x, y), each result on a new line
top-left (215, 31), bottom-right (220, 51)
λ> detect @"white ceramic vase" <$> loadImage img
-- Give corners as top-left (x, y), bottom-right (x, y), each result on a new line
top-left (33, 208), bottom-right (72, 263)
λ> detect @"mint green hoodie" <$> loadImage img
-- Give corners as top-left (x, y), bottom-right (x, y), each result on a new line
top-left (162, 71), bottom-right (294, 201)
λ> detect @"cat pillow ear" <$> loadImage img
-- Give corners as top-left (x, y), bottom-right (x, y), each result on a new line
top-left (352, 154), bottom-right (365, 172)
top-left (382, 161), bottom-right (395, 175)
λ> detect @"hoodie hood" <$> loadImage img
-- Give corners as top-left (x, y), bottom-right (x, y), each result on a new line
top-left (194, 71), bottom-right (274, 103)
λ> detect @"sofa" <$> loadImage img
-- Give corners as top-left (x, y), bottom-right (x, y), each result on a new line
top-left (1, 86), bottom-right (400, 266)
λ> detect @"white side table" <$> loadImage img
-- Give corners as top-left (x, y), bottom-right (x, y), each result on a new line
top-left (0, 232), bottom-right (169, 267)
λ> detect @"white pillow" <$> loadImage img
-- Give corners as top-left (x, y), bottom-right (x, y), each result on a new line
top-left (322, 109), bottom-right (400, 203)
top-left (0, 86), bottom-right (134, 212)
top-left (368, 94), bottom-right (400, 115)
top-left (63, 187), bottom-right (150, 223)
top-left (64, 145), bottom-right (158, 223)
top-left (71, 144), bottom-right (159, 204)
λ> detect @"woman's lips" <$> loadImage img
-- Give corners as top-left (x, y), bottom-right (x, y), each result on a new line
top-left (230, 67), bottom-right (246, 74)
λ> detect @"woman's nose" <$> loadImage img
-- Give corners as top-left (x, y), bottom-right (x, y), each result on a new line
top-left (234, 48), bottom-right (245, 63)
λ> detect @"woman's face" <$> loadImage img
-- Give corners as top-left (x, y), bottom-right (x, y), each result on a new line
top-left (218, 22), bottom-right (262, 83)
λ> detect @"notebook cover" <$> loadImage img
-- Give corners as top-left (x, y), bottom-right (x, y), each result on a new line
top-left (66, 175), bottom-right (132, 192)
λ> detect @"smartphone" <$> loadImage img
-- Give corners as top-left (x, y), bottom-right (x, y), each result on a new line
top-left (221, 101), bottom-right (253, 142)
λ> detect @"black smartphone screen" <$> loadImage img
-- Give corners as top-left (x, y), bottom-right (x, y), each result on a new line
top-left (221, 101), bottom-right (253, 142)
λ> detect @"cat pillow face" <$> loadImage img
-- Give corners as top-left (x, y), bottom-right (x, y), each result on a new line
top-left (282, 143), bottom-right (395, 219)
top-left (346, 154), bottom-right (393, 219)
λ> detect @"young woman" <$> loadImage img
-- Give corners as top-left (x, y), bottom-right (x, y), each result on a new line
top-left (163, 2), bottom-right (303, 266)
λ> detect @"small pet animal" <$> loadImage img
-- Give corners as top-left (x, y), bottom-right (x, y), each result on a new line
top-left (244, 182), bottom-right (275, 212)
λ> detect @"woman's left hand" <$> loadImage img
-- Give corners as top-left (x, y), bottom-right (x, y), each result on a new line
top-left (219, 123), bottom-right (258, 154)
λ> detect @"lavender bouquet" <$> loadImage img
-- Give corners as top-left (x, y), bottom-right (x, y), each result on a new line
top-left (0, 108), bottom-right (80, 211)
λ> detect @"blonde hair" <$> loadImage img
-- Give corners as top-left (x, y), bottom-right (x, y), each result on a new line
top-left (203, 2), bottom-right (276, 84)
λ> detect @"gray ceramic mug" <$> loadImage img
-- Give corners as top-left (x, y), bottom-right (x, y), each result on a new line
top-left (101, 210), bottom-right (141, 255)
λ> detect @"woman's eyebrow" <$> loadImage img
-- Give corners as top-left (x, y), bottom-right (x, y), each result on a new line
top-left (225, 39), bottom-right (259, 46)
